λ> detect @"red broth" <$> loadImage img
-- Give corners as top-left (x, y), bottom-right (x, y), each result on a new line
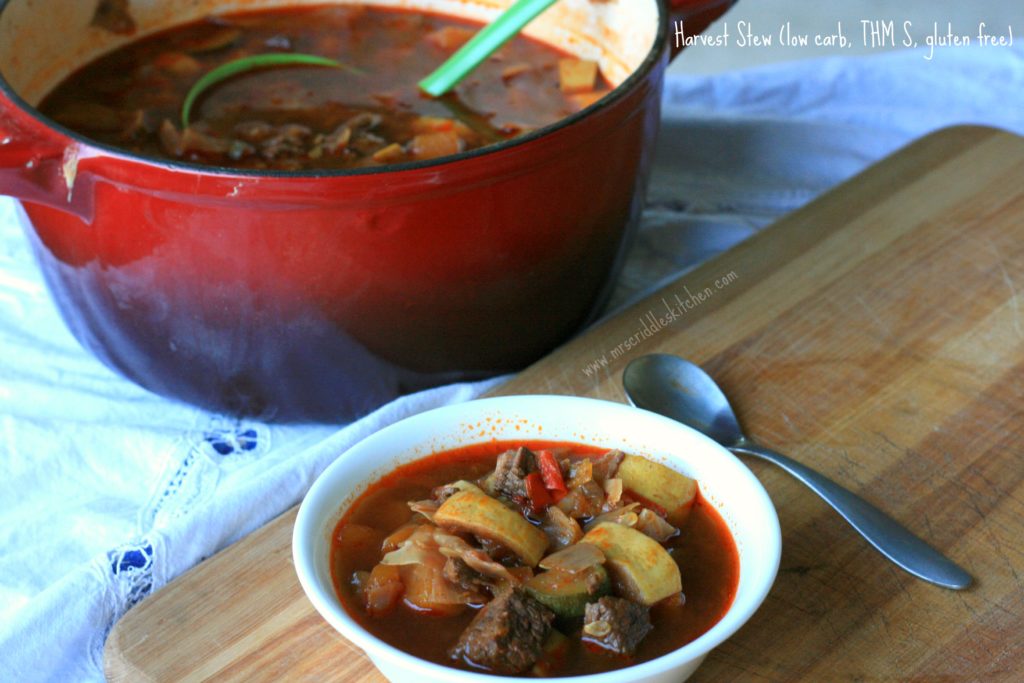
top-left (331, 441), bottom-right (740, 677)
top-left (39, 5), bottom-right (612, 171)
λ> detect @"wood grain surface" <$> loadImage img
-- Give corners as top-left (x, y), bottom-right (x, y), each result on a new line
top-left (104, 126), bottom-right (1024, 682)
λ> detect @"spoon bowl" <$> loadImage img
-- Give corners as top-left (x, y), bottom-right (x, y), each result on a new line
top-left (623, 354), bottom-right (744, 446)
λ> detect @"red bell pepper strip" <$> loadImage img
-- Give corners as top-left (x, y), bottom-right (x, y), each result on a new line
top-left (536, 450), bottom-right (567, 494)
top-left (524, 472), bottom-right (552, 513)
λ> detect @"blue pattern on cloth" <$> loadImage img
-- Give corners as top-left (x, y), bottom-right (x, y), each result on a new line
top-left (205, 426), bottom-right (260, 456)
top-left (2, 44), bottom-right (1024, 683)
top-left (107, 543), bottom-right (154, 612)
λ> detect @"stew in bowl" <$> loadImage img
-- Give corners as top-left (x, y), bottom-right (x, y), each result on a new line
top-left (294, 396), bottom-right (781, 682)
top-left (333, 440), bottom-right (740, 676)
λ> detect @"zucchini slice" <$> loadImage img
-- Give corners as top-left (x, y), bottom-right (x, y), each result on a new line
top-left (524, 565), bottom-right (610, 618)
top-left (434, 489), bottom-right (549, 566)
top-left (581, 522), bottom-right (681, 605)
top-left (616, 455), bottom-right (697, 524)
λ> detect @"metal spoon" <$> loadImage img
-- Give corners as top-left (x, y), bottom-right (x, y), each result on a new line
top-left (623, 353), bottom-right (973, 590)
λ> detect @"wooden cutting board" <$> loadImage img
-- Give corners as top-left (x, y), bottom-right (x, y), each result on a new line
top-left (104, 126), bottom-right (1024, 682)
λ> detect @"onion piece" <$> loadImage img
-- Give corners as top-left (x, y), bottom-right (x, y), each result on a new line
top-left (603, 478), bottom-right (624, 508)
top-left (434, 533), bottom-right (517, 583)
top-left (584, 503), bottom-right (641, 532)
top-left (384, 524), bottom-right (516, 584)
top-left (380, 540), bottom-right (432, 567)
top-left (381, 521), bottom-right (422, 553)
top-left (538, 542), bottom-right (606, 573)
top-left (636, 508), bottom-right (679, 543)
top-left (408, 499), bottom-right (440, 522)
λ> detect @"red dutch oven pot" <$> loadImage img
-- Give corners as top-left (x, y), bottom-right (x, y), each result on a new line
top-left (0, 0), bottom-right (733, 422)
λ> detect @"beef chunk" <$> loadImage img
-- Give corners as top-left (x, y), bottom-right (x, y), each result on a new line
top-left (492, 447), bottom-right (537, 501)
top-left (443, 557), bottom-right (490, 592)
top-left (583, 597), bottom-right (653, 656)
top-left (450, 588), bottom-right (554, 674)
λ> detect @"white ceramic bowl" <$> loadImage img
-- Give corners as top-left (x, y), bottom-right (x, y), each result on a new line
top-left (293, 395), bottom-right (781, 683)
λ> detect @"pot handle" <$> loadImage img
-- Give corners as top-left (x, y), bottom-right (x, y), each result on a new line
top-left (667, 0), bottom-right (736, 61)
top-left (0, 95), bottom-right (93, 220)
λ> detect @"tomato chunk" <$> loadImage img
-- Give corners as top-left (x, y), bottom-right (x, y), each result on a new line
top-left (525, 472), bottom-right (553, 513)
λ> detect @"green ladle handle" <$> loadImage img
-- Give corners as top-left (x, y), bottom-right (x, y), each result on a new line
top-left (419, 0), bottom-right (560, 97)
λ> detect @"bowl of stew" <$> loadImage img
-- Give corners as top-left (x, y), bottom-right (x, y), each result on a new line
top-left (0, 0), bottom-right (735, 421)
top-left (293, 395), bottom-right (781, 681)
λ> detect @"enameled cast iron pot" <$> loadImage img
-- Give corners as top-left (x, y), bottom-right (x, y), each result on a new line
top-left (0, 0), bottom-right (734, 421)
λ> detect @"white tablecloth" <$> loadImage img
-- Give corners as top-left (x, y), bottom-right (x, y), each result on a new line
top-left (1, 44), bottom-right (1022, 682)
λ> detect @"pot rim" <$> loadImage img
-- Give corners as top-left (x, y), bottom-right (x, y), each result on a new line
top-left (0, 0), bottom-right (672, 179)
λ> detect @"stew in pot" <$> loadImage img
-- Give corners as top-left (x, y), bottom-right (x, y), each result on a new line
top-left (39, 5), bottom-right (613, 171)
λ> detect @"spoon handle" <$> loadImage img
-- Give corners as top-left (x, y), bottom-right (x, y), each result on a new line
top-left (733, 441), bottom-right (973, 590)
